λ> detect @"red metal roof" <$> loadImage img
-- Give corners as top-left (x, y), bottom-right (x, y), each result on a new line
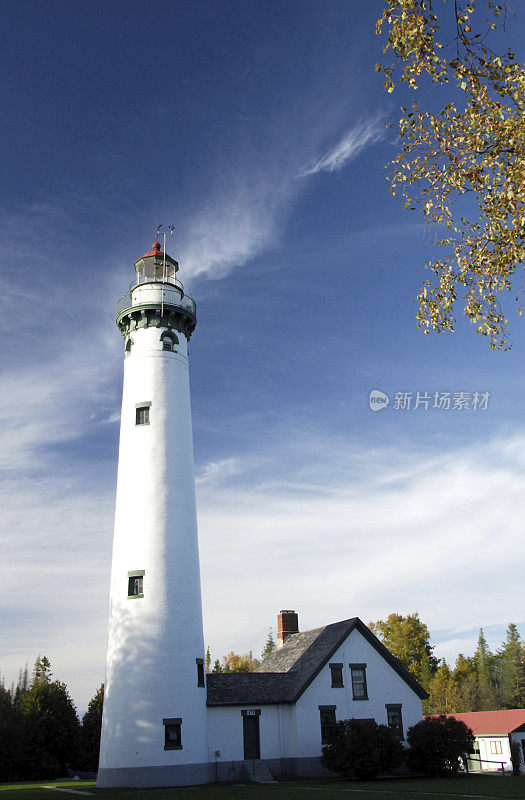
top-left (139, 241), bottom-right (165, 259)
top-left (427, 710), bottom-right (525, 735)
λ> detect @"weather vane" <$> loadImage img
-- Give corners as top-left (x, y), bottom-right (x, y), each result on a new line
top-left (155, 223), bottom-right (175, 274)
top-left (155, 224), bottom-right (175, 317)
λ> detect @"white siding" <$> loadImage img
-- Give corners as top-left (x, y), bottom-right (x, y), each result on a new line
top-left (477, 736), bottom-right (511, 771)
top-left (295, 627), bottom-right (423, 758)
top-left (207, 705), bottom-right (290, 763)
top-left (99, 323), bottom-right (207, 772)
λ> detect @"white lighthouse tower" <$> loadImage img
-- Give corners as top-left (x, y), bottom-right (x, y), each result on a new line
top-left (97, 239), bottom-right (210, 787)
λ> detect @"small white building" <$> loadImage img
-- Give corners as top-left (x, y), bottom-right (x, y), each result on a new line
top-left (442, 710), bottom-right (525, 773)
top-left (207, 611), bottom-right (428, 780)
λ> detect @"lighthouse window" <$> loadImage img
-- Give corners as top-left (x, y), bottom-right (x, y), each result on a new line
top-left (160, 331), bottom-right (179, 351)
top-left (127, 570), bottom-right (144, 598)
top-left (163, 718), bottom-right (182, 750)
top-left (136, 405), bottom-right (150, 425)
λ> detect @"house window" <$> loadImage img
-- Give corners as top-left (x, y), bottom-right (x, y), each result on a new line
top-left (163, 718), bottom-right (182, 750)
top-left (330, 663), bottom-right (344, 688)
top-left (490, 740), bottom-right (503, 755)
top-left (319, 705), bottom-right (336, 745)
top-left (196, 658), bottom-right (205, 687)
top-left (162, 338), bottom-right (173, 351)
top-left (349, 663), bottom-right (368, 700)
top-left (128, 571), bottom-right (144, 598)
top-left (136, 404), bottom-right (150, 425)
top-left (386, 704), bottom-right (404, 740)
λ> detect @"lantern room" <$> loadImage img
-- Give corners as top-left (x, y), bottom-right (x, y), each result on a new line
top-left (133, 240), bottom-right (179, 282)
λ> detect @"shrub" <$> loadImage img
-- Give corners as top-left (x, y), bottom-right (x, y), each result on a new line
top-left (510, 740), bottom-right (522, 776)
top-left (321, 719), bottom-right (404, 780)
top-left (407, 715), bottom-right (474, 776)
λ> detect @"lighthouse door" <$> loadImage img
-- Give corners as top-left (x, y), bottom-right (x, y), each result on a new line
top-left (242, 712), bottom-right (260, 760)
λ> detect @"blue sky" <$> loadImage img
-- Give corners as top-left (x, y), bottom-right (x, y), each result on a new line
top-left (1, 0), bottom-right (524, 713)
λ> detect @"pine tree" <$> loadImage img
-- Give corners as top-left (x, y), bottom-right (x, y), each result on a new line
top-left (205, 646), bottom-right (211, 674)
top-left (0, 679), bottom-right (25, 781)
top-left (261, 628), bottom-right (276, 661)
top-left (474, 629), bottom-right (497, 711)
top-left (32, 656), bottom-right (52, 685)
top-left (211, 659), bottom-right (223, 674)
top-left (12, 665), bottom-right (29, 709)
top-left (21, 659), bottom-right (79, 778)
top-left (496, 623), bottom-right (525, 709)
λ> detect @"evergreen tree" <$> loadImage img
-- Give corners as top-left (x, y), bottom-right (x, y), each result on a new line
top-left (474, 629), bottom-right (497, 710)
top-left (496, 623), bottom-right (525, 709)
top-left (211, 659), bottom-right (223, 674)
top-left (79, 685), bottom-right (104, 772)
top-left (0, 680), bottom-right (25, 781)
top-left (21, 659), bottom-right (79, 778)
top-left (205, 646), bottom-right (211, 674)
top-left (261, 628), bottom-right (276, 661)
top-left (32, 656), bottom-right (52, 685)
top-left (12, 665), bottom-right (29, 709)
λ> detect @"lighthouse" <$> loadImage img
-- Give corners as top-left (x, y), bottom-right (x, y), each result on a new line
top-left (97, 240), bottom-right (210, 787)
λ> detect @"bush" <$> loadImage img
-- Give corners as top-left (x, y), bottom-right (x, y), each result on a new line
top-left (407, 715), bottom-right (474, 776)
top-left (510, 739), bottom-right (522, 776)
top-left (321, 719), bottom-right (404, 780)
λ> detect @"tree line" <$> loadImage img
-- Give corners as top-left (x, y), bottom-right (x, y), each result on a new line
top-left (0, 657), bottom-right (103, 782)
top-left (369, 613), bottom-right (525, 714)
top-left (205, 628), bottom-right (276, 674)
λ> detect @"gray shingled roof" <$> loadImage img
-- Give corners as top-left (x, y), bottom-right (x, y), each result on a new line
top-left (206, 672), bottom-right (296, 705)
top-left (206, 616), bottom-right (428, 706)
top-left (257, 618), bottom-right (355, 681)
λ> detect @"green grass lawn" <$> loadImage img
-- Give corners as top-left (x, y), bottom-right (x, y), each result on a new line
top-left (2, 776), bottom-right (525, 800)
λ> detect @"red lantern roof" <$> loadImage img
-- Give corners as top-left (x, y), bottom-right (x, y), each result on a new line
top-left (140, 241), bottom-right (165, 259)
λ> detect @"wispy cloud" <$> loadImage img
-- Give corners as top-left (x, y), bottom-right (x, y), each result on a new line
top-left (179, 174), bottom-right (293, 279)
top-left (299, 113), bottom-right (387, 177)
top-left (177, 109), bottom-right (387, 280)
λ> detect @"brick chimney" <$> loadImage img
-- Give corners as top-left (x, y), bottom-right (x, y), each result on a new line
top-left (277, 610), bottom-right (299, 647)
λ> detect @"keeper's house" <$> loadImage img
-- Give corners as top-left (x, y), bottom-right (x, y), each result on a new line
top-left (206, 611), bottom-right (428, 781)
